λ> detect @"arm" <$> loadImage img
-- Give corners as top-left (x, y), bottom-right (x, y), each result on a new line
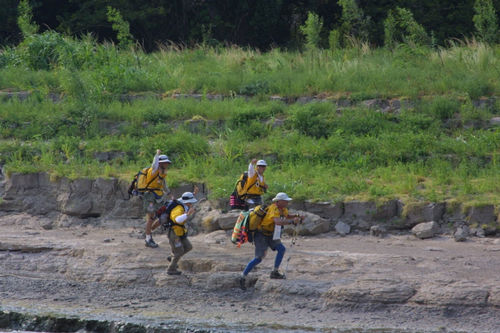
top-left (151, 149), bottom-right (161, 173)
top-left (247, 159), bottom-right (257, 178)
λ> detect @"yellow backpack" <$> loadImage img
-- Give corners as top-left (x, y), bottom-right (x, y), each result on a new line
top-left (248, 204), bottom-right (268, 231)
top-left (127, 167), bottom-right (164, 197)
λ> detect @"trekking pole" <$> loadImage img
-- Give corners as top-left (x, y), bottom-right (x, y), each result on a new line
top-left (283, 223), bottom-right (298, 279)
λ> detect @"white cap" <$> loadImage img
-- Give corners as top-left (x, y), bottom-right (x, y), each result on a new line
top-left (256, 159), bottom-right (267, 166)
top-left (272, 192), bottom-right (292, 202)
top-left (178, 192), bottom-right (197, 204)
top-left (158, 154), bottom-right (171, 163)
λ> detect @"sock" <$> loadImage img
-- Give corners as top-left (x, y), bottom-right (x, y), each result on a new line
top-left (146, 234), bottom-right (152, 241)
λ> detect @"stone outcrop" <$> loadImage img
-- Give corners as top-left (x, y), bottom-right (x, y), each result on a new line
top-left (0, 172), bottom-right (498, 237)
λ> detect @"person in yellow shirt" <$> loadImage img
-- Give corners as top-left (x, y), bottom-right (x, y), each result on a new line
top-left (143, 149), bottom-right (171, 248)
top-left (239, 192), bottom-right (303, 290)
top-left (244, 159), bottom-right (268, 208)
top-left (161, 191), bottom-right (198, 275)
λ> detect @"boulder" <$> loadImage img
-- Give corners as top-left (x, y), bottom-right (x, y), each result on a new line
top-left (284, 211), bottom-right (329, 236)
top-left (370, 225), bottom-right (387, 237)
top-left (217, 211), bottom-right (242, 230)
top-left (335, 221), bottom-right (351, 236)
top-left (454, 226), bottom-right (469, 242)
top-left (411, 221), bottom-right (440, 239)
top-left (200, 209), bottom-right (222, 232)
top-left (403, 202), bottom-right (445, 228)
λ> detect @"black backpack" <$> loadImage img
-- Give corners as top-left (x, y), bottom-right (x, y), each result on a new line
top-left (156, 199), bottom-right (183, 228)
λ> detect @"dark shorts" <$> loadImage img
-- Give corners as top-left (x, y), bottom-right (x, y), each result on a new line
top-left (254, 231), bottom-right (282, 258)
top-left (141, 191), bottom-right (163, 214)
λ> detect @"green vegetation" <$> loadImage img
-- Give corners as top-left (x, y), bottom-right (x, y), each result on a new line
top-left (1, 7), bottom-right (499, 206)
top-left (1, 90), bottom-right (499, 205)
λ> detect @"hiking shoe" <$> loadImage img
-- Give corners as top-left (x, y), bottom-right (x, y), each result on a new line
top-left (239, 276), bottom-right (247, 290)
top-left (167, 269), bottom-right (182, 275)
top-left (270, 270), bottom-right (286, 279)
top-left (145, 238), bottom-right (159, 248)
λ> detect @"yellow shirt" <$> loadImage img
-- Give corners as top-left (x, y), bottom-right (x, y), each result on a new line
top-left (258, 203), bottom-right (288, 235)
top-left (145, 168), bottom-right (167, 197)
top-left (245, 171), bottom-right (266, 196)
top-left (170, 204), bottom-right (187, 237)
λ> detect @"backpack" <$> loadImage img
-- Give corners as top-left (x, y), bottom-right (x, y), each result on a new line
top-left (229, 172), bottom-right (257, 210)
top-left (248, 204), bottom-right (268, 231)
top-left (156, 199), bottom-right (183, 229)
top-left (231, 204), bottom-right (268, 247)
top-left (231, 210), bottom-right (250, 247)
top-left (127, 167), bottom-right (164, 197)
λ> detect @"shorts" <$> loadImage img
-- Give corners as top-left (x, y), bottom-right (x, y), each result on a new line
top-left (141, 191), bottom-right (164, 214)
top-left (254, 231), bottom-right (282, 259)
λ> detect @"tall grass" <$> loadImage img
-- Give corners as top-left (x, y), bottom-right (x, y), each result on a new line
top-left (2, 32), bottom-right (500, 99)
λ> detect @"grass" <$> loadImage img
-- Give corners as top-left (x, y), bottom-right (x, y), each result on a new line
top-left (0, 92), bottom-right (499, 206)
top-left (1, 33), bottom-right (500, 206)
top-left (1, 33), bottom-right (500, 99)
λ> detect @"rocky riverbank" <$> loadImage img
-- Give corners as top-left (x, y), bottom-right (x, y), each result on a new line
top-left (0, 173), bottom-right (500, 332)
top-left (1, 211), bottom-right (500, 332)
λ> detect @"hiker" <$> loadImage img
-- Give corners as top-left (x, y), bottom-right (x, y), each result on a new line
top-left (244, 159), bottom-right (268, 208)
top-left (143, 149), bottom-right (172, 248)
top-left (158, 191), bottom-right (198, 275)
top-left (239, 192), bottom-right (303, 290)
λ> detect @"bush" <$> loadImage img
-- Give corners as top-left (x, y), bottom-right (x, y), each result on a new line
top-left (287, 103), bottom-right (333, 138)
top-left (384, 7), bottom-right (429, 48)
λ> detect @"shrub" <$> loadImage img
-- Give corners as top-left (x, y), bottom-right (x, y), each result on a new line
top-left (384, 7), bottom-right (429, 48)
top-left (287, 103), bottom-right (333, 138)
top-left (300, 12), bottom-right (323, 50)
top-left (338, 0), bottom-right (370, 45)
top-left (473, 0), bottom-right (499, 44)
top-left (17, 0), bottom-right (38, 38)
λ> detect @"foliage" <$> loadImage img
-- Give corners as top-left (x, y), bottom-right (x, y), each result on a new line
top-left (299, 12), bottom-right (323, 50)
top-left (384, 7), bottom-right (430, 48)
top-left (337, 0), bottom-right (370, 46)
top-left (17, 0), bottom-right (38, 38)
top-left (106, 6), bottom-right (134, 49)
top-left (473, 0), bottom-right (499, 44)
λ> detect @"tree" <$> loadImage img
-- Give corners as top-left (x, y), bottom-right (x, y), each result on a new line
top-left (106, 6), bottom-right (134, 48)
top-left (338, 0), bottom-right (370, 44)
top-left (300, 11), bottom-right (323, 50)
top-left (384, 7), bottom-right (429, 48)
top-left (17, 0), bottom-right (38, 38)
top-left (473, 0), bottom-right (499, 43)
